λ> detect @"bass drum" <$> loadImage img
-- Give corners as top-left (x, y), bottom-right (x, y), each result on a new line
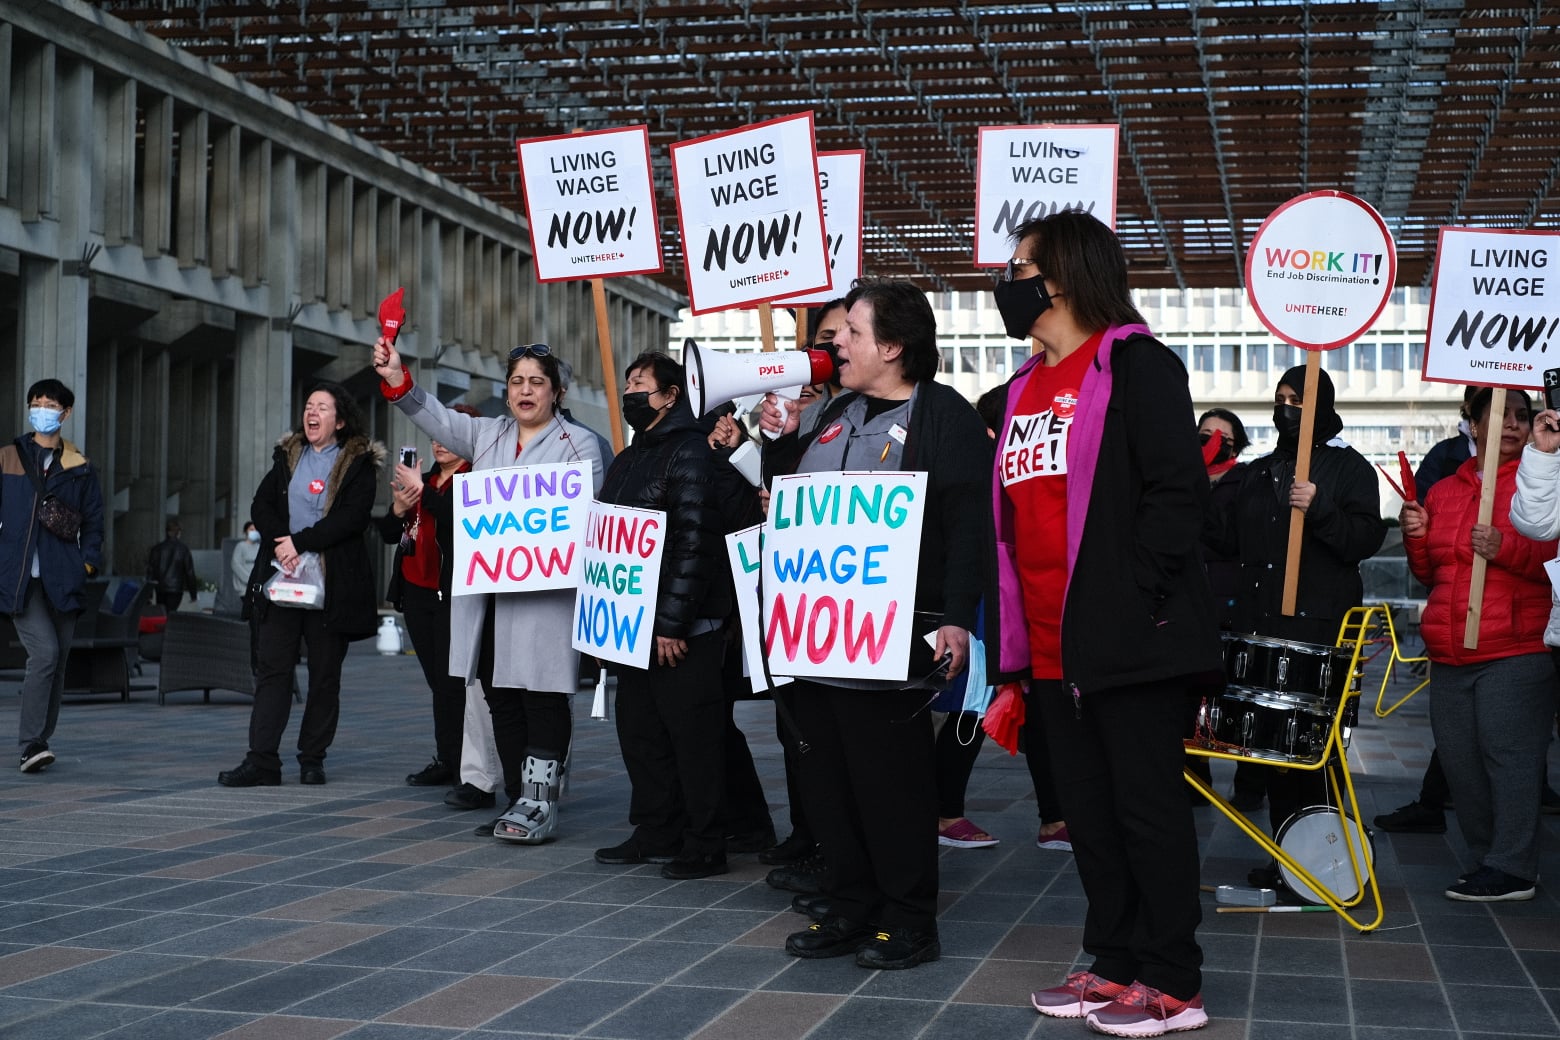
top-left (1276, 806), bottom-right (1375, 905)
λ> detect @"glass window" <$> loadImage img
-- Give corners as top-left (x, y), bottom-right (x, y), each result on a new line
top-left (1246, 342), bottom-right (1269, 372)
top-left (1381, 342), bottom-right (1403, 371)
top-left (1166, 343), bottom-right (1188, 366)
top-left (1355, 343), bottom-right (1377, 371)
top-left (1012, 346), bottom-right (1031, 373)
top-left (986, 346), bottom-right (1009, 375)
top-left (1193, 344), bottom-right (1215, 372)
top-left (1409, 342), bottom-right (1424, 371)
top-left (959, 347), bottom-right (980, 374)
top-left (1219, 344), bottom-right (1238, 372)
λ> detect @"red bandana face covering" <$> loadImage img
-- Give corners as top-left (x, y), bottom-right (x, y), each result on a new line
top-left (1202, 429), bottom-right (1236, 478)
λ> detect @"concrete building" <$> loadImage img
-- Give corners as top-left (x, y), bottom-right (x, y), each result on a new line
top-left (0, 4), bottom-right (681, 581)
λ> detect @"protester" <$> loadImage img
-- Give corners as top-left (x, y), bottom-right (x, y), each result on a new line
top-left (220, 382), bottom-right (383, 787)
top-left (795, 298), bottom-right (848, 437)
top-left (762, 278), bottom-right (991, 971)
top-left (1195, 407), bottom-right (1260, 810)
top-left (373, 339), bottom-right (604, 842)
top-left (1206, 365), bottom-right (1385, 847)
top-left (986, 213), bottom-right (1217, 1033)
top-left (146, 519), bottom-right (199, 611)
top-left (231, 521), bottom-right (260, 598)
top-left (1408, 388), bottom-right (1554, 901)
top-left (1, 379), bottom-right (106, 774)
top-left (593, 351), bottom-right (733, 880)
top-left (374, 411), bottom-right (477, 793)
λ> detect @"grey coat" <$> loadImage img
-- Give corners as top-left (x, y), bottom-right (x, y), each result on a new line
top-left (394, 384), bottom-right (604, 691)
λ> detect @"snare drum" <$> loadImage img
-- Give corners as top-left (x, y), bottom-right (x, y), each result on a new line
top-left (1198, 685), bottom-right (1334, 765)
top-left (1276, 805), bottom-right (1376, 904)
top-left (1227, 635), bottom-right (1356, 701)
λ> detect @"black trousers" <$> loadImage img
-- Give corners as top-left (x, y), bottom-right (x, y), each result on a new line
top-left (1034, 677), bottom-right (1204, 1000)
top-left (934, 710), bottom-right (986, 819)
top-left (401, 581), bottom-right (466, 772)
top-left (1018, 689), bottom-right (1066, 825)
top-left (247, 606), bottom-right (349, 772)
top-left (154, 590), bottom-right (185, 612)
top-left (716, 633), bottom-right (775, 840)
top-left (792, 681), bottom-right (938, 932)
top-left (475, 601), bottom-right (571, 804)
top-left (774, 689), bottom-right (813, 843)
top-left (614, 629), bottom-right (727, 856)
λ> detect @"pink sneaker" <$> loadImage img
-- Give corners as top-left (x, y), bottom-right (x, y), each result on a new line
top-left (938, 817), bottom-right (1000, 848)
top-left (1037, 824), bottom-right (1073, 852)
top-left (1086, 981), bottom-right (1208, 1037)
top-left (1030, 970), bottom-right (1129, 1018)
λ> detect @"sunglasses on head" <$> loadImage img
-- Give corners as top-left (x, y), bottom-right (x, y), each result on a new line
top-left (508, 343), bottom-right (552, 361)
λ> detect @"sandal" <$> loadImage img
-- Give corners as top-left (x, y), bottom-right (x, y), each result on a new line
top-left (938, 817), bottom-right (1000, 849)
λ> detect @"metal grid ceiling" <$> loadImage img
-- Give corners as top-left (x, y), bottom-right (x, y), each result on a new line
top-left (97, 0), bottom-right (1560, 294)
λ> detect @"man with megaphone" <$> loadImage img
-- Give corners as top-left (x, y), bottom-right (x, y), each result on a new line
top-left (758, 278), bottom-right (992, 971)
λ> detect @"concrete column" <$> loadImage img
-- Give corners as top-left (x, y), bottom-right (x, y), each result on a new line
top-left (98, 74), bottom-right (136, 244)
top-left (0, 24), bottom-right (11, 203)
top-left (239, 136), bottom-right (271, 287)
top-left (142, 93), bottom-right (173, 258)
top-left (12, 36), bottom-right (54, 222)
top-left (176, 108), bottom-right (208, 268)
top-left (441, 224), bottom-right (465, 345)
top-left (326, 172), bottom-right (353, 310)
top-left (297, 161), bottom-right (326, 302)
top-left (210, 121), bottom-right (240, 278)
top-left (351, 182), bottom-right (377, 317)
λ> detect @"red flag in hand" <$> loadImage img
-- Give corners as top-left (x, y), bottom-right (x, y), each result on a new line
top-left (981, 682), bottom-right (1027, 755)
top-left (378, 287), bottom-right (406, 344)
top-left (1377, 450), bottom-right (1417, 504)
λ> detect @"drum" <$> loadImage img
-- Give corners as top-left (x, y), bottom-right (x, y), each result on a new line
top-left (1198, 685), bottom-right (1334, 765)
top-left (1223, 633), bottom-right (1356, 702)
top-left (1276, 805), bottom-right (1375, 904)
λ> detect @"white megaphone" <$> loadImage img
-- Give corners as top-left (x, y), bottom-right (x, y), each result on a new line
top-left (683, 338), bottom-right (834, 419)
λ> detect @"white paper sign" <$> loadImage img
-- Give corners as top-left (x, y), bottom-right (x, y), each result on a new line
top-left (572, 500), bottom-right (665, 668)
top-left (452, 461), bottom-right (594, 596)
top-left (516, 126), bottom-right (663, 282)
top-left (760, 471), bottom-right (927, 681)
top-left (1244, 190), bottom-right (1397, 350)
top-left (974, 125), bottom-right (1119, 267)
top-left (777, 150), bottom-right (864, 307)
top-left (670, 112), bottom-right (832, 314)
top-left (725, 524), bottom-right (792, 694)
top-left (1422, 226), bottom-right (1560, 389)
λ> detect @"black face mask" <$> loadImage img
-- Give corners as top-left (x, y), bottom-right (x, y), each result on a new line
top-left (1273, 404), bottom-right (1303, 440)
top-left (622, 391), bottom-right (664, 432)
top-left (993, 278), bottom-right (1054, 341)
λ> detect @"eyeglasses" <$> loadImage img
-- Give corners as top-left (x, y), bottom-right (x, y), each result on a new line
top-left (508, 343), bottom-right (552, 361)
top-left (1002, 258), bottom-right (1041, 283)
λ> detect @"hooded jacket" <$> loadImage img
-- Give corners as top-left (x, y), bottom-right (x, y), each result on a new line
top-left (244, 432), bottom-right (384, 640)
top-left (988, 325), bottom-right (1221, 692)
top-left (598, 398), bottom-right (731, 639)
top-left (0, 434), bottom-right (106, 614)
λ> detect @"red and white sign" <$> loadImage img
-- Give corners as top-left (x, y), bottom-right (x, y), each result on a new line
top-left (777, 149), bottom-right (864, 307)
top-left (670, 112), bottom-right (832, 314)
top-left (1244, 191), bottom-right (1397, 351)
top-left (516, 125), bottom-right (663, 282)
top-left (974, 124), bottom-right (1119, 267)
top-left (1422, 226), bottom-right (1560, 389)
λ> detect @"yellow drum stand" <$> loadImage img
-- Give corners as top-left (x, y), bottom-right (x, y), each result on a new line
top-left (1368, 601), bottom-right (1431, 718)
top-left (1184, 604), bottom-right (1387, 932)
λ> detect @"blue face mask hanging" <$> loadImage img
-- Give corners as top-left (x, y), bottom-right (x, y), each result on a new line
top-left (959, 634), bottom-right (994, 716)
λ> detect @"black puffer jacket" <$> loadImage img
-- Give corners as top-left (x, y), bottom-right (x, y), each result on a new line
top-left (598, 400), bottom-right (731, 639)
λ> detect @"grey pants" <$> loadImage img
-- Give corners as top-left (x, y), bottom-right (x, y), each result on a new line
top-left (12, 579), bottom-right (80, 752)
top-left (1429, 653), bottom-right (1555, 882)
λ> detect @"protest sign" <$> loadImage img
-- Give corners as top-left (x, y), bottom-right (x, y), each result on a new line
top-left (725, 524), bottom-right (792, 694)
top-left (670, 112), bottom-right (831, 314)
top-left (974, 125), bottom-right (1118, 267)
top-left (777, 149), bottom-right (864, 307)
top-left (516, 126), bottom-right (662, 282)
top-left (1244, 190), bottom-right (1396, 351)
top-left (760, 472), bottom-right (927, 682)
top-left (452, 461), bottom-right (593, 596)
top-left (1422, 226), bottom-right (1559, 389)
top-left (572, 500), bottom-right (665, 668)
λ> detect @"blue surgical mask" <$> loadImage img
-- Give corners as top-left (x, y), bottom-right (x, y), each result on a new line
top-left (28, 407), bottom-right (63, 435)
top-left (247, 530), bottom-right (261, 543)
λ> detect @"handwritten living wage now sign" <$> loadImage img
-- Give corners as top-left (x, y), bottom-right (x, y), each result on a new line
top-left (973, 124), bottom-right (1119, 267)
top-left (452, 461), bottom-right (594, 596)
top-left (761, 471), bottom-right (927, 682)
top-left (572, 500), bottom-right (666, 669)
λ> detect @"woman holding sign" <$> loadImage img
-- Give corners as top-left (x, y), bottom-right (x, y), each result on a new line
top-left (1408, 387), bottom-right (1556, 902)
top-left (760, 278), bottom-right (992, 971)
top-left (373, 338), bottom-right (604, 844)
top-left (986, 212), bottom-right (1220, 1035)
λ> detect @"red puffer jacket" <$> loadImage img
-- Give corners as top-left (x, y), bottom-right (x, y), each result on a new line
top-left (1405, 456), bottom-right (1556, 665)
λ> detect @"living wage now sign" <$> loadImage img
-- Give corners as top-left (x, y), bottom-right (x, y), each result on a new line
top-left (973, 124), bottom-right (1119, 268)
top-left (759, 472), bottom-right (928, 682)
top-left (670, 112), bottom-right (832, 314)
top-left (572, 500), bottom-right (666, 669)
top-left (452, 462), bottom-right (594, 596)
top-left (1422, 226), bottom-right (1560, 390)
top-left (516, 126), bottom-right (663, 282)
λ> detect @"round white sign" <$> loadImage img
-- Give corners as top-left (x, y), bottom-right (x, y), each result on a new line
top-left (1244, 191), bottom-right (1397, 350)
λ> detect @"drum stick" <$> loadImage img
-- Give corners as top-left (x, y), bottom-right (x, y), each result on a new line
top-left (1463, 386), bottom-right (1503, 650)
top-left (1280, 352), bottom-right (1321, 616)
top-left (1216, 905), bottom-right (1331, 914)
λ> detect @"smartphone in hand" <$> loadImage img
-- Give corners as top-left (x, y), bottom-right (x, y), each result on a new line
top-left (1545, 369), bottom-right (1560, 413)
top-left (400, 446), bottom-right (417, 469)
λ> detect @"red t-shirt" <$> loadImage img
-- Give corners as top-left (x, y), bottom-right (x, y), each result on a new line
top-left (999, 332), bottom-right (1102, 678)
top-left (399, 467), bottom-right (466, 591)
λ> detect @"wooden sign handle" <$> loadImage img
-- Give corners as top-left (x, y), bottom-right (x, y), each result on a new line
top-left (590, 278), bottom-right (625, 454)
top-left (1280, 351), bottom-right (1322, 616)
top-left (758, 301), bottom-right (776, 353)
top-left (1463, 386), bottom-right (1504, 649)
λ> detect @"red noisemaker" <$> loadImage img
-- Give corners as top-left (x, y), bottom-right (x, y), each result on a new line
top-left (379, 287), bottom-right (406, 344)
